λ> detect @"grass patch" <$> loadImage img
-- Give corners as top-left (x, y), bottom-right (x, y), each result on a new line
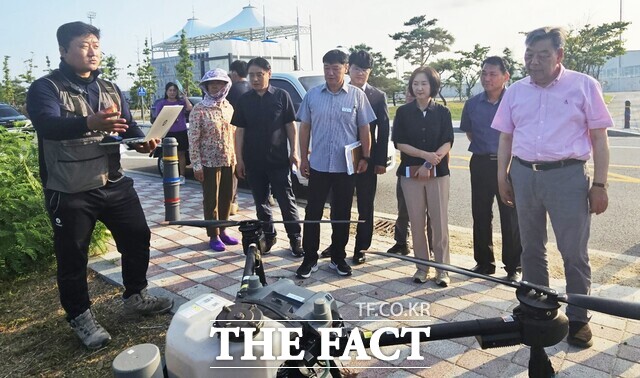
top-left (603, 94), bottom-right (613, 104)
top-left (0, 268), bottom-right (172, 377)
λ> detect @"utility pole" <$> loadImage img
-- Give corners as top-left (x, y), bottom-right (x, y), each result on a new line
top-left (87, 11), bottom-right (96, 25)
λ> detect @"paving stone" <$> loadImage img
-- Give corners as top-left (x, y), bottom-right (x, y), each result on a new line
top-left (617, 343), bottom-right (640, 362)
top-left (556, 359), bottom-right (611, 377)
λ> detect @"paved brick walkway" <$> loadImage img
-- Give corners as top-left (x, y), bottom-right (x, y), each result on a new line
top-left (89, 172), bottom-right (640, 377)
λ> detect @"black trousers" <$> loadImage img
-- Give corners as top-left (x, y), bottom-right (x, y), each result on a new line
top-left (328, 164), bottom-right (377, 254)
top-left (246, 166), bottom-right (301, 240)
top-left (469, 154), bottom-right (522, 273)
top-left (353, 164), bottom-right (377, 253)
top-left (302, 169), bottom-right (356, 262)
top-left (44, 177), bottom-right (150, 319)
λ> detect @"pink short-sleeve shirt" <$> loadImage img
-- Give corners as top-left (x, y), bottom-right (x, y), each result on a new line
top-left (491, 65), bottom-right (613, 162)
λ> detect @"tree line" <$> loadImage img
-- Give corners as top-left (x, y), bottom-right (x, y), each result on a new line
top-left (0, 19), bottom-right (630, 111)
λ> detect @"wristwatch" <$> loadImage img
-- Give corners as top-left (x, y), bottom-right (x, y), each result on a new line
top-left (423, 161), bottom-right (433, 169)
top-left (592, 182), bottom-right (608, 189)
top-left (361, 156), bottom-right (371, 163)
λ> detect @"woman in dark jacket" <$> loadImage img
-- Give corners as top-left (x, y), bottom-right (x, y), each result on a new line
top-left (392, 66), bottom-right (454, 287)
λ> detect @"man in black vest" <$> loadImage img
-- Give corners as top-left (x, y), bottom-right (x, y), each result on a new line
top-left (27, 21), bottom-right (172, 350)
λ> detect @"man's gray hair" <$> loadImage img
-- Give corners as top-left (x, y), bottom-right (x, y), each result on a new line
top-left (525, 27), bottom-right (567, 50)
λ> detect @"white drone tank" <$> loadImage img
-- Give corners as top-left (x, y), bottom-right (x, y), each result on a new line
top-left (165, 292), bottom-right (287, 378)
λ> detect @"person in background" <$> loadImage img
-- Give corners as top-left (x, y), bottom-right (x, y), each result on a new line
top-left (392, 66), bottom-right (454, 287)
top-left (295, 49), bottom-right (375, 279)
top-left (27, 21), bottom-right (173, 350)
top-left (320, 50), bottom-right (389, 265)
top-left (388, 88), bottom-right (434, 258)
top-left (188, 68), bottom-right (239, 252)
top-left (460, 56), bottom-right (522, 282)
top-left (154, 82), bottom-right (192, 184)
top-left (226, 59), bottom-right (250, 215)
top-left (493, 26), bottom-right (612, 348)
top-left (232, 57), bottom-right (304, 257)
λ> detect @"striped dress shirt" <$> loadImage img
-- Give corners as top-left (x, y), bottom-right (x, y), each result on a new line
top-left (297, 82), bottom-right (376, 173)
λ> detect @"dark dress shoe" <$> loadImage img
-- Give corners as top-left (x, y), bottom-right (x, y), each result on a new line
top-left (320, 246), bottom-right (332, 258)
top-left (290, 239), bottom-right (304, 258)
top-left (470, 264), bottom-right (496, 275)
top-left (567, 321), bottom-right (593, 348)
top-left (506, 271), bottom-right (521, 282)
top-left (352, 251), bottom-right (366, 265)
top-left (264, 236), bottom-right (277, 255)
top-left (387, 243), bottom-right (410, 255)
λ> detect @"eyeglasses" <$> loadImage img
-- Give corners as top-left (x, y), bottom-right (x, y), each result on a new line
top-left (350, 66), bottom-right (370, 74)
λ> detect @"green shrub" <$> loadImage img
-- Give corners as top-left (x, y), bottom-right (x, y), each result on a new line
top-left (0, 127), bottom-right (110, 278)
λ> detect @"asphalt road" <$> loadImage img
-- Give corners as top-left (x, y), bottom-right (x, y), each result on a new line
top-left (121, 134), bottom-right (640, 257)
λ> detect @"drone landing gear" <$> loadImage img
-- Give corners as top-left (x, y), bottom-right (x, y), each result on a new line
top-left (237, 221), bottom-right (269, 298)
top-left (529, 346), bottom-right (555, 378)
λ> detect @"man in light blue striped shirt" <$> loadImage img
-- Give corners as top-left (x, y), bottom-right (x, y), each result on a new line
top-left (296, 49), bottom-right (376, 279)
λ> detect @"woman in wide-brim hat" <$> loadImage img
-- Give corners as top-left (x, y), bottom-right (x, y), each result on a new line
top-left (188, 68), bottom-right (239, 252)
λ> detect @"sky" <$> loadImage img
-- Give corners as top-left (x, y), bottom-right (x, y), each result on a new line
top-left (1, 0), bottom-right (639, 90)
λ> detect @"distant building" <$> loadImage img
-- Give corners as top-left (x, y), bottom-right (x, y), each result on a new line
top-left (150, 5), bottom-right (311, 101)
top-left (151, 39), bottom-right (296, 100)
top-left (599, 50), bottom-right (640, 92)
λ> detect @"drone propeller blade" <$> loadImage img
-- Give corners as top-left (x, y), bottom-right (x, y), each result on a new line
top-left (270, 220), bottom-right (363, 225)
top-left (167, 219), bottom-right (241, 228)
top-left (559, 293), bottom-right (640, 320)
top-left (371, 252), bottom-right (640, 320)
top-left (368, 251), bottom-right (520, 289)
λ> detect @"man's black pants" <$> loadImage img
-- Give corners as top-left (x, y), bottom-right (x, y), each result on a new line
top-left (470, 154), bottom-right (522, 273)
top-left (302, 169), bottom-right (356, 262)
top-left (246, 166), bottom-right (301, 240)
top-left (353, 164), bottom-right (377, 253)
top-left (44, 177), bottom-right (150, 319)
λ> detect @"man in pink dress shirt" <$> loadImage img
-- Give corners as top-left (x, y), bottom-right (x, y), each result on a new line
top-left (492, 26), bottom-right (612, 349)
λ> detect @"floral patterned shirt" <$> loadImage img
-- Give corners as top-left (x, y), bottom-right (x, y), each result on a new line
top-left (188, 100), bottom-right (236, 171)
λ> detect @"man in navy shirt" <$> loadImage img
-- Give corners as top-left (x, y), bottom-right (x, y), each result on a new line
top-left (459, 56), bottom-right (522, 282)
top-left (232, 57), bottom-right (304, 257)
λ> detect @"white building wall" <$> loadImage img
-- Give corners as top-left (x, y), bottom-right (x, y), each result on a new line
top-left (600, 50), bottom-right (640, 92)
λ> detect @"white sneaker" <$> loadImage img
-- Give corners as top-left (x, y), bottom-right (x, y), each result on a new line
top-left (412, 269), bottom-right (430, 283)
top-left (69, 308), bottom-right (111, 349)
top-left (179, 176), bottom-right (186, 185)
top-left (435, 271), bottom-right (450, 287)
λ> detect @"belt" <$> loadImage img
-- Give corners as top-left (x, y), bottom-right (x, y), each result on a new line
top-left (515, 156), bottom-right (585, 172)
top-left (474, 153), bottom-right (498, 160)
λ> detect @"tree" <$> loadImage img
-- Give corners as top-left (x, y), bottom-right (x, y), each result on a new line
top-left (175, 29), bottom-right (199, 97)
top-left (1, 56), bottom-right (16, 105)
top-left (18, 53), bottom-right (38, 86)
top-left (455, 44), bottom-right (490, 99)
top-left (101, 54), bottom-right (119, 82)
top-left (502, 47), bottom-right (525, 82)
top-left (431, 58), bottom-right (460, 104)
top-left (390, 16), bottom-right (455, 67)
top-left (44, 55), bottom-right (52, 74)
top-left (127, 38), bottom-right (157, 120)
top-left (563, 21), bottom-right (629, 79)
